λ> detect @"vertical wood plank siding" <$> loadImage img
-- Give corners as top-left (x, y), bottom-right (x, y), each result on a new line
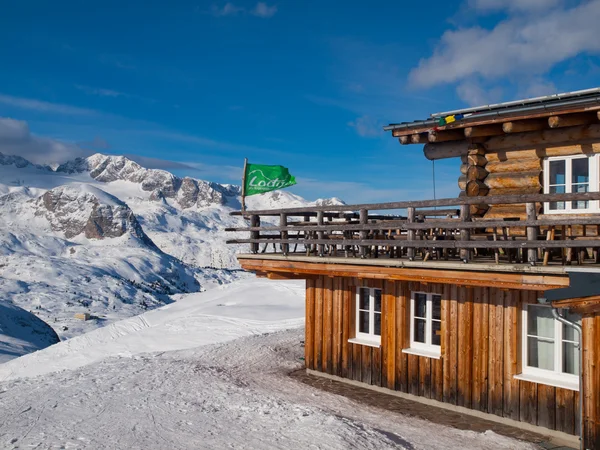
top-left (305, 275), bottom-right (600, 447)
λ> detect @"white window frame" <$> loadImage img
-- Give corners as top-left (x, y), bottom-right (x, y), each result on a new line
top-left (348, 287), bottom-right (382, 347)
top-left (516, 303), bottom-right (580, 391)
top-left (403, 292), bottom-right (441, 359)
top-left (543, 154), bottom-right (599, 214)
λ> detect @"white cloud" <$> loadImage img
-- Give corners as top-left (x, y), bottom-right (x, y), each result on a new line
top-left (409, 0), bottom-right (600, 88)
top-left (75, 85), bottom-right (126, 98)
top-left (251, 2), bottom-right (277, 18)
top-left (0, 94), bottom-right (98, 116)
top-left (211, 2), bottom-right (244, 16)
top-left (0, 118), bottom-right (92, 165)
top-left (347, 115), bottom-right (382, 138)
top-left (456, 80), bottom-right (503, 106)
top-left (468, 0), bottom-right (562, 13)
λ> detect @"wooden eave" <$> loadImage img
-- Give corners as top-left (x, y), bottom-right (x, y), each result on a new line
top-left (552, 295), bottom-right (600, 315)
top-left (238, 255), bottom-right (570, 291)
top-left (390, 106), bottom-right (600, 139)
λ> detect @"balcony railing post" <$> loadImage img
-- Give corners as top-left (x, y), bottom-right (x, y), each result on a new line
top-left (280, 213), bottom-right (288, 256)
top-left (407, 207), bottom-right (415, 261)
top-left (526, 202), bottom-right (538, 265)
top-left (250, 214), bottom-right (260, 254)
top-left (317, 210), bottom-right (324, 257)
top-left (359, 208), bottom-right (368, 258)
top-left (460, 204), bottom-right (471, 262)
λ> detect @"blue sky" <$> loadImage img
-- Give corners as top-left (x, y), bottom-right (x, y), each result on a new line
top-left (2, 0), bottom-right (600, 203)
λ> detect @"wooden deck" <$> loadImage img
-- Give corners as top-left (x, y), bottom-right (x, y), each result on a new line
top-left (226, 191), bottom-right (600, 268)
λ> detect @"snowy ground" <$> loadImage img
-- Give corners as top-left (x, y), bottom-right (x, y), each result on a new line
top-left (0, 278), bottom-right (538, 449)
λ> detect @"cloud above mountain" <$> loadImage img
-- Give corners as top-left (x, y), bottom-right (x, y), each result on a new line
top-left (0, 118), bottom-right (93, 165)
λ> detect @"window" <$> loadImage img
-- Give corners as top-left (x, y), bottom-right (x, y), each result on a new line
top-left (544, 155), bottom-right (598, 213)
top-left (350, 287), bottom-right (381, 346)
top-left (405, 292), bottom-right (441, 358)
top-left (518, 304), bottom-right (580, 390)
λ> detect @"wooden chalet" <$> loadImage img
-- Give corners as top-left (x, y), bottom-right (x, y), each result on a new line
top-left (227, 88), bottom-right (600, 449)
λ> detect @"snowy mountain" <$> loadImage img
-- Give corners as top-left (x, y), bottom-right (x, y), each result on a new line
top-left (0, 300), bottom-right (60, 363)
top-left (0, 151), bottom-right (343, 346)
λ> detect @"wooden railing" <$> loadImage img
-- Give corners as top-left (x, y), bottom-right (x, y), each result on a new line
top-left (226, 192), bottom-right (600, 266)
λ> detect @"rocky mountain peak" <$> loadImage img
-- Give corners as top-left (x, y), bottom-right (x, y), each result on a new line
top-left (0, 152), bottom-right (51, 171)
top-left (36, 184), bottom-right (156, 246)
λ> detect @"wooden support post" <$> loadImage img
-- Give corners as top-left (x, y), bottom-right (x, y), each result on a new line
top-left (359, 209), bottom-right (368, 259)
top-left (280, 213), bottom-right (288, 255)
top-left (407, 207), bottom-right (415, 261)
top-left (526, 202), bottom-right (538, 265)
top-left (250, 215), bottom-right (260, 254)
top-left (543, 226), bottom-right (555, 266)
top-left (317, 211), bottom-right (325, 257)
top-left (460, 204), bottom-right (471, 262)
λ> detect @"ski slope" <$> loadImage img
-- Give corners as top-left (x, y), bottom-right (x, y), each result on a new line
top-left (0, 278), bottom-right (538, 449)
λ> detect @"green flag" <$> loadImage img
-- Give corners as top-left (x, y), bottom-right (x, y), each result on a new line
top-left (244, 163), bottom-right (297, 196)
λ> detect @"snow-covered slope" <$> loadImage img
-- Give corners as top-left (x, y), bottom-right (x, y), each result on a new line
top-left (0, 300), bottom-right (60, 363)
top-left (0, 277), bottom-right (305, 381)
top-left (0, 279), bottom-right (537, 450)
top-left (0, 151), bottom-right (342, 345)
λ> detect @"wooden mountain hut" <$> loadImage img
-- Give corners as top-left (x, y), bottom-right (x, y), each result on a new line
top-left (227, 88), bottom-right (600, 449)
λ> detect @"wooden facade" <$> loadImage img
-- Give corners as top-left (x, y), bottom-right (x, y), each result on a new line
top-left (304, 275), bottom-right (599, 446)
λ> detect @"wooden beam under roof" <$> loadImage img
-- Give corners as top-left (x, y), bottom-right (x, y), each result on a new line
top-left (238, 258), bottom-right (570, 291)
top-left (502, 119), bottom-right (547, 133)
top-left (428, 129), bottom-right (465, 143)
top-left (548, 112), bottom-right (598, 128)
top-left (464, 124), bottom-right (504, 138)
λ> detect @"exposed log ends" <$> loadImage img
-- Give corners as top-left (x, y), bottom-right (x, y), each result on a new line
top-left (411, 133), bottom-right (428, 144)
top-left (486, 124), bottom-right (600, 152)
top-left (428, 129), bottom-right (466, 143)
top-left (461, 154), bottom-right (468, 164)
top-left (484, 171), bottom-right (542, 190)
top-left (467, 165), bottom-right (489, 181)
top-left (548, 113), bottom-right (597, 129)
top-left (468, 154), bottom-right (487, 167)
top-left (502, 119), bottom-right (547, 134)
top-left (469, 203), bottom-right (489, 216)
top-left (458, 175), bottom-right (467, 191)
top-left (466, 180), bottom-right (489, 197)
top-left (486, 159), bottom-right (542, 174)
top-left (424, 141), bottom-right (470, 160)
top-left (464, 124), bottom-right (504, 138)
top-left (460, 164), bottom-right (469, 175)
top-left (398, 135), bottom-right (411, 145)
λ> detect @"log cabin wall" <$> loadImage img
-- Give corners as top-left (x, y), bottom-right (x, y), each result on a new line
top-left (305, 276), bottom-right (600, 448)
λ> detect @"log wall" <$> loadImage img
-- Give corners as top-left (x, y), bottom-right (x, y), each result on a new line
top-left (305, 276), bottom-right (600, 448)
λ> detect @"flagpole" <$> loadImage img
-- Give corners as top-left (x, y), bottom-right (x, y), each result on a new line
top-left (241, 158), bottom-right (248, 215)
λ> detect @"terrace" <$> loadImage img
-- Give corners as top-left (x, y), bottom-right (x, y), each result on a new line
top-left (226, 191), bottom-right (600, 280)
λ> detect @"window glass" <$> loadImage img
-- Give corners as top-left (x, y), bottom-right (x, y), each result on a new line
top-left (563, 342), bottom-right (579, 375)
top-left (374, 289), bottom-right (382, 313)
top-left (431, 320), bottom-right (441, 346)
top-left (432, 295), bottom-right (441, 320)
top-left (527, 305), bottom-right (555, 339)
top-left (374, 312), bottom-right (381, 336)
top-left (414, 318), bottom-right (426, 343)
top-left (572, 158), bottom-right (589, 184)
top-left (359, 311), bottom-right (370, 333)
top-left (359, 288), bottom-right (370, 310)
top-left (549, 160), bottom-right (566, 185)
top-left (414, 293), bottom-right (427, 318)
top-left (528, 337), bottom-right (554, 370)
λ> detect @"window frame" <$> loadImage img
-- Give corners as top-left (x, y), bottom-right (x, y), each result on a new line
top-left (352, 286), bottom-right (382, 346)
top-left (543, 154), bottom-right (599, 214)
top-left (405, 291), bottom-right (442, 358)
top-left (518, 303), bottom-right (580, 390)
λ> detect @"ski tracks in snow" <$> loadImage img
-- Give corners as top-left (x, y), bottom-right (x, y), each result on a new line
top-left (0, 329), bottom-right (538, 450)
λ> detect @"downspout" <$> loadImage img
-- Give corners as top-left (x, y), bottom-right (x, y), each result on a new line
top-left (551, 307), bottom-right (584, 450)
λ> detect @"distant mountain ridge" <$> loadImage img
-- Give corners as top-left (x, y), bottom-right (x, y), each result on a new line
top-left (0, 151), bottom-right (345, 347)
